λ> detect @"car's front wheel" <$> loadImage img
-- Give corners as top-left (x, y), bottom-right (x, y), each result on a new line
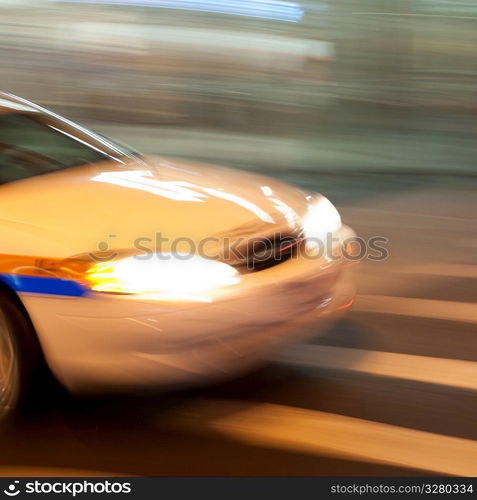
top-left (0, 289), bottom-right (43, 428)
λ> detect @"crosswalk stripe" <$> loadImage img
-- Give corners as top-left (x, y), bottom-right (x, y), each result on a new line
top-left (168, 399), bottom-right (477, 476)
top-left (354, 295), bottom-right (477, 323)
top-left (277, 344), bottom-right (477, 391)
top-left (395, 263), bottom-right (477, 279)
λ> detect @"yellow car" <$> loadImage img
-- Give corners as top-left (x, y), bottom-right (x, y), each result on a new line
top-left (0, 92), bottom-right (355, 424)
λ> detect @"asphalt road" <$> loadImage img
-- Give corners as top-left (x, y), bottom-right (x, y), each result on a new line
top-left (1, 173), bottom-right (476, 477)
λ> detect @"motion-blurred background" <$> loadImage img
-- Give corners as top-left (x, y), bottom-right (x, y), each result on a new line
top-left (1, 0), bottom-right (477, 477)
top-left (2, 0), bottom-right (477, 174)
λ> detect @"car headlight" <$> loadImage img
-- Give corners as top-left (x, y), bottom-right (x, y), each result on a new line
top-left (303, 196), bottom-right (342, 249)
top-left (85, 253), bottom-right (239, 294)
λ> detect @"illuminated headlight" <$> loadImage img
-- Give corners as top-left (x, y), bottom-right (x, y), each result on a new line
top-left (303, 196), bottom-right (342, 249)
top-left (85, 253), bottom-right (239, 295)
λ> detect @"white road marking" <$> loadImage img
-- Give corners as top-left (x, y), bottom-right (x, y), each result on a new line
top-left (278, 344), bottom-right (477, 391)
top-left (396, 263), bottom-right (477, 279)
top-left (169, 399), bottom-right (477, 476)
top-left (354, 295), bottom-right (477, 323)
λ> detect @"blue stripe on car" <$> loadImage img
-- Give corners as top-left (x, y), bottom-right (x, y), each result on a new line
top-left (0, 274), bottom-right (88, 297)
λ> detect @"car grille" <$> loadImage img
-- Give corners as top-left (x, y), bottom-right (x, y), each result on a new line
top-left (226, 231), bottom-right (303, 272)
top-left (211, 208), bottom-right (306, 273)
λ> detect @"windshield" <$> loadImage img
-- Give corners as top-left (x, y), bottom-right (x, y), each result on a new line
top-left (0, 112), bottom-right (139, 184)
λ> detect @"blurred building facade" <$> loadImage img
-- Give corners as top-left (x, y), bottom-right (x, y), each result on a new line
top-left (1, 0), bottom-right (476, 172)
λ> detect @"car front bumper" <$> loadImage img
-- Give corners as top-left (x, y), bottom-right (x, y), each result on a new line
top-left (20, 226), bottom-right (357, 394)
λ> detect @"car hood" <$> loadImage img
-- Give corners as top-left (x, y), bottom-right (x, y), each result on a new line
top-left (0, 156), bottom-right (311, 259)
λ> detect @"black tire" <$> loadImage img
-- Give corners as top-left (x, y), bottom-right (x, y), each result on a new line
top-left (0, 289), bottom-right (44, 429)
